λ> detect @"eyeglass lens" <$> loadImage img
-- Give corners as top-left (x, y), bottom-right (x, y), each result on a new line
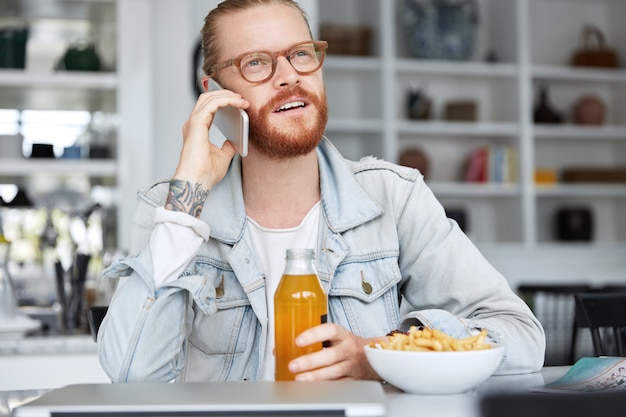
top-left (239, 42), bottom-right (324, 83)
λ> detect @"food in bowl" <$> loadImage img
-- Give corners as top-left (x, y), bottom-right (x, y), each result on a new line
top-left (379, 326), bottom-right (492, 352)
top-left (364, 327), bottom-right (505, 394)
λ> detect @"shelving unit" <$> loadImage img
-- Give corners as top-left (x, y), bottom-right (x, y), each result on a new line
top-left (0, 0), bottom-right (118, 254)
top-left (527, 0), bottom-right (626, 249)
top-left (0, 0), bottom-right (154, 252)
top-left (316, 0), bottom-right (626, 283)
top-left (2, 0), bottom-right (622, 281)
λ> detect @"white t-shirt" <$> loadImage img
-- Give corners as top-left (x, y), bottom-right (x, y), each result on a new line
top-left (150, 202), bottom-right (321, 381)
top-left (247, 201), bottom-right (321, 380)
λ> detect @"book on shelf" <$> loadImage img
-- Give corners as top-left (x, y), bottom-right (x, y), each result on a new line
top-left (464, 145), bottom-right (518, 184)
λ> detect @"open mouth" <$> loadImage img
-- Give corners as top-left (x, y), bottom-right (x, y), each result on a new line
top-left (274, 101), bottom-right (306, 113)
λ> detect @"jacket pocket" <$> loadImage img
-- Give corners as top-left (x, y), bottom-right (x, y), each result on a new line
top-left (189, 263), bottom-right (251, 356)
top-left (328, 256), bottom-right (402, 337)
top-left (185, 304), bottom-right (257, 381)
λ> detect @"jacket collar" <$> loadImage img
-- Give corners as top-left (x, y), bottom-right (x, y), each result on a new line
top-left (200, 137), bottom-right (383, 242)
top-left (317, 138), bottom-right (383, 233)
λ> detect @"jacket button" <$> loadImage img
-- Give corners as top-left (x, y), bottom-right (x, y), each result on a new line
top-left (361, 271), bottom-right (373, 294)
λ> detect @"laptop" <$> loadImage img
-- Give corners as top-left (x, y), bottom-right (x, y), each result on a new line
top-left (14, 380), bottom-right (386, 417)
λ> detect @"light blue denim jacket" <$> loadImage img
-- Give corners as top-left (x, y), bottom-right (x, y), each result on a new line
top-left (98, 138), bottom-right (545, 382)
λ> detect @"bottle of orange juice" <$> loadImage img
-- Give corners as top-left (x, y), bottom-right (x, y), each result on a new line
top-left (274, 248), bottom-right (327, 381)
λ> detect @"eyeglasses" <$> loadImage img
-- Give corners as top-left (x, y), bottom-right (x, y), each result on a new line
top-left (209, 40), bottom-right (328, 84)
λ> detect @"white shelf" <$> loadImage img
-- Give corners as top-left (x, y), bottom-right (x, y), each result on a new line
top-left (0, 159), bottom-right (117, 177)
top-left (0, 70), bottom-right (117, 89)
top-left (533, 125), bottom-right (626, 141)
top-left (535, 184), bottom-right (626, 198)
top-left (396, 59), bottom-right (518, 78)
top-left (430, 182), bottom-right (520, 198)
top-left (0, 70), bottom-right (117, 110)
top-left (1, 0), bottom-right (116, 19)
top-left (397, 121), bottom-right (519, 138)
top-left (532, 65), bottom-right (626, 83)
top-left (533, 125), bottom-right (626, 140)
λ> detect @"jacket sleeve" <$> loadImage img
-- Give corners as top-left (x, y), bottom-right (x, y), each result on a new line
top-left (395, 173), bottom-right (546, 375)
top-left (97, 185), bottom-right (217, 382)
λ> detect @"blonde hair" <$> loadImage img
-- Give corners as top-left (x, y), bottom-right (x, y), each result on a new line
top-left (201, 0), bottom-right (312, 78)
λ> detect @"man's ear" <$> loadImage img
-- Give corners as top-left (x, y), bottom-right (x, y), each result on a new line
top-left (201, 76), bottom-right (210, 92)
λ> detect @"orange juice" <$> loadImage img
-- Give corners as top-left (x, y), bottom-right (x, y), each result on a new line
top-left (274, 250), bottom-right (327, 381)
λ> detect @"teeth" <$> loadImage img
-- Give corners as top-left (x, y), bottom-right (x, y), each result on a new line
top-left (277, 101), bottom-right (305, 112)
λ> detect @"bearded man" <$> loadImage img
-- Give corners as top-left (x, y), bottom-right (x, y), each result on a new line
top-left (98, 0), bottom-right (545, 383)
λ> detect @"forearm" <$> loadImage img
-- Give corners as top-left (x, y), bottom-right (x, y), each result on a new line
top-left (397, 178), bottom-right (545, 374)
top-left (99, 202), bottom-right (212, 381)
top-left (398, 307), bottom-right (545, 374)
top-left (398, 238), bottom-right (545, 374)
top-left (97, 254), bottom-right (192, 382)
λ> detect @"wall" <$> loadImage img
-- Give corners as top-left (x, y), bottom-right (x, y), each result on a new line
top-left (151, 0), bottom-right (199, 182)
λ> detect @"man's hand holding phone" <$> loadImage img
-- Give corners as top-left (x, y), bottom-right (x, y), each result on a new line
top-left (174, 79), bottom-right (249, 194)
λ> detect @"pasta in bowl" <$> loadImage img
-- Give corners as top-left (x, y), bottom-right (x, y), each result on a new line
top-left (364, 327), bottom-right (505, 394)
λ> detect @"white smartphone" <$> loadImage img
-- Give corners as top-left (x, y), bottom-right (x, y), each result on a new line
top-left (208, 79), bottom-right (249, 157)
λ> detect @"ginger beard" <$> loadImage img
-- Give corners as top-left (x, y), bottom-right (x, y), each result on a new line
top-left (247, 85), bottom-right (328, 159)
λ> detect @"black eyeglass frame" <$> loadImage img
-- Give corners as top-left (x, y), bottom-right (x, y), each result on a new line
top-left (208, 40), bottom-right (328, 84)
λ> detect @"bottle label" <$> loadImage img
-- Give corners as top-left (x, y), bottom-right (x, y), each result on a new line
top-left (321, 314), bottom-right (330, 348)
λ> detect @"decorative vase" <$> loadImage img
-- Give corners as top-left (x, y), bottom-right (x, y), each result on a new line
top-left (534, 85), bottom-right (563, 124)
top-left (573, 95), bottom-right (605, 126)
top-left (402, 0), bottom-right (479, 61)
top-left (58, 39), bottom-right (101, 71)
top-left (0, 26), bottom-right (29, 69)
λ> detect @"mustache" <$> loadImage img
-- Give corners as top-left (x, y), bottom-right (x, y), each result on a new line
top-left (262, 85), bottom-right (320, 113)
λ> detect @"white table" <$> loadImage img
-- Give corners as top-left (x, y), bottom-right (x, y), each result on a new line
top-left (383, 366), bottom-right (568, 417)
top-left (2, 367), bottom-right (569, 417)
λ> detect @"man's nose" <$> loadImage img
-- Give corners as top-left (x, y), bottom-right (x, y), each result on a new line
top-left (272, 55), bottom-right (299, 87)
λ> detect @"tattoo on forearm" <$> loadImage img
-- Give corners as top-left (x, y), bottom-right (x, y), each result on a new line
top-left (165, 179), bottom-right (210, 218)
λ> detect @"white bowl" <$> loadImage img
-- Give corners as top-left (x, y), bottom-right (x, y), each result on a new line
top-left (364, 343), bottom-right (505, 395)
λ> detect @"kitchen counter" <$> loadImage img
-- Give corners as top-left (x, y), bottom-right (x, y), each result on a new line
top-left (0, 335), bottom-right (109, 391)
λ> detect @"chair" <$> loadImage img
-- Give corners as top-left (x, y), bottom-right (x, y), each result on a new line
top-left (575, 292), bottom-right (626, 357)
top-left (517, 284), bottom-right (592, 365)
top-left (87, 305), bottom-right (109, 342)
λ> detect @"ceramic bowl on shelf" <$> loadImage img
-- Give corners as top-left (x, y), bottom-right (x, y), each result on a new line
top-left (401, 0), bottom-right (479, 61)
top-left (364, 343), bottom-right (505, 395)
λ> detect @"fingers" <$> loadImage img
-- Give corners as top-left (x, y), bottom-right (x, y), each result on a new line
top-left (184, 89), bottom-right (248, 147)
top-left (174, 90), bottom-right (248, 189)
top-left (295, 322), bottom-right (339, 347)
top-left (220, 140), bottom-right (237, 158)
top-left (288, 324), bottom-right (340, 379)
top-left (288, 324), bottom-right (383, 381)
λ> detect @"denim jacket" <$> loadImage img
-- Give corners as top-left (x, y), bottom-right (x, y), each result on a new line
top-left (98, 138), bottom-right (545, 382)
